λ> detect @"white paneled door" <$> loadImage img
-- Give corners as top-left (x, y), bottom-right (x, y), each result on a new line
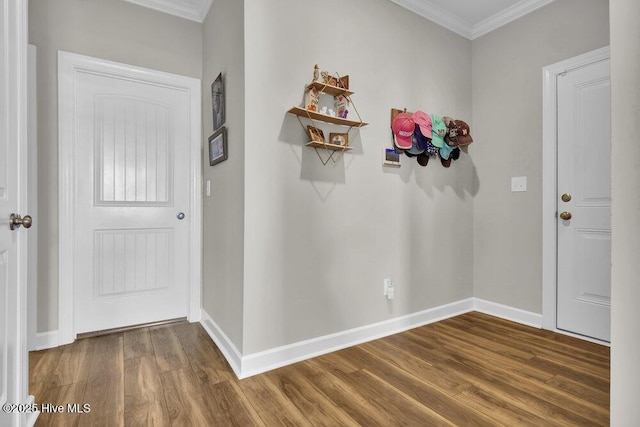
top-left (0, 1), bottom-right (33, 426)
top-left (556, 58), bottom-right (611, 342)
top-left (59, 52), bottom-right (201, 337)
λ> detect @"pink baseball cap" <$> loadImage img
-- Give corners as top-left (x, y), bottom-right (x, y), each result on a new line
top-left (412, 110), bottom-right (432, 137)
top-left (391, 112), bottom-right (415, 150)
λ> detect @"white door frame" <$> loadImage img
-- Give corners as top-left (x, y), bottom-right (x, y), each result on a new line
top-left (541, 46), bottom-right (610, 341)
top-left (27, 44), bottom-right (38, 351)
top-left (1, 0), bottom-right (35, 425)
top-left (58, 52), bottom-right (202, 345)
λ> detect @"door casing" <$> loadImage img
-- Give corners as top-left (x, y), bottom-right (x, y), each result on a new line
top-left (541, 46), bottom-right (610, 345)
top-left (58, 52), bottom-right (202, 345)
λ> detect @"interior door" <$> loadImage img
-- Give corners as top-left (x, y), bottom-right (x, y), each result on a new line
top-left (0, 1), bottom-right (33, 426)
top-left (64, 54), bottom-right (193, 334)
top-left (556, 58), bottom-right (611, 342)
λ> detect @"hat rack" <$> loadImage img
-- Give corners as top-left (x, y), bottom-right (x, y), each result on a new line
top-left (390, 108), bottom-right (411, 125)
top-left (389, 107), bottom-right (472, 167)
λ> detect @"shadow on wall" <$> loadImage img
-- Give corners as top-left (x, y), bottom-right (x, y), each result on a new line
top-left (380, 140), bottom-right (480, 200)
top-left (414, 152), bottom-right (480, 200)
top-left (279, 110), bottom-right (480, 202)
top-left (278, 114), bottom-right (351, 200)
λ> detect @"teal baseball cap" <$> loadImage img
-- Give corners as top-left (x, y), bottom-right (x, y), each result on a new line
top-left (430, 114), bottom-right (446, 148)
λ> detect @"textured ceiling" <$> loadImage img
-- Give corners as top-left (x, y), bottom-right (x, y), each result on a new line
top-left (123, 0), bottom-right (555, 40)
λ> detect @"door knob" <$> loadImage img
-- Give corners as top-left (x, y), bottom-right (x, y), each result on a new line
top-left (10, 213), bottom-right (32, 230)
top-left (176, 212), bottom-right (185, 220)
top-left (559, 211), bottom-right (572, 220)
top-left (561, 193), bottom-right (572, 202)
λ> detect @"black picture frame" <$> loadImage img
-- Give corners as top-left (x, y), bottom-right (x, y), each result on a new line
top-left (211, 72), bottom-right (225, 131)
top-left (209, 127), bottom-right (228, 166)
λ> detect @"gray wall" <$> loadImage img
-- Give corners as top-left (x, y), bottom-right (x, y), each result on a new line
top-left (201, 0), bottom-right (245, 352)
top-left (29, 0), bottom-right (203, 332)
top-left (241, 0), bottom-right (473, 354)
top-left (610, 0), bottom-right (640, 422)
top-left (471, 0), bottom-right (609, 313)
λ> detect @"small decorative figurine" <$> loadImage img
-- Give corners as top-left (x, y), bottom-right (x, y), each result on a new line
top-left (339, 109), bottom-right (349, 119)
top-left (313, 64), bottom-right (319, 82)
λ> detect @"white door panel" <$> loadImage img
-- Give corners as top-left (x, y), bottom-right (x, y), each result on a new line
top-left (557, 59), bottom-right (611, 342)
top-left (61, 55), bottom-right (196, 335)
top-left (0, 1), bottom-right (32, 425)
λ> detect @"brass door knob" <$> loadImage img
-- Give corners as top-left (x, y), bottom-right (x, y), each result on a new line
top-left (10, 213), bottom-right (32, 230)
top-left (559, 211), bottom-right (572, 220)
top-left (561, 193), bottom-right (572, 202)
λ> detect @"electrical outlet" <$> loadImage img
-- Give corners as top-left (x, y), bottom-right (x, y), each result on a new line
top-left (387, 286), bottom-right (395, 300)
top-left (384, 277), bottom-right (394, 300)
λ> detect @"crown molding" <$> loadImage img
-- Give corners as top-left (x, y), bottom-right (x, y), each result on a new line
top-left (122, 0), bottom-right (213, 23)
top-left (471, 0), bottom-right (557, 39)
top-left (388, 0), bottom-right (472, 39)
top-left (390, 0), bottom-right (556, 40)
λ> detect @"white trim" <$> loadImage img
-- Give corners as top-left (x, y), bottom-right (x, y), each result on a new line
top-left (27, 44), bottom-right (38, 352)
top-left (202, 299), bottom-right (474, 379)
top-left (34, 331), bottom-right (59, 351)
top-left (199, 310), bottom-right (243, 377)
top-left (388, 0), bottom-right (471, 39)
top-left (389, 0), bottom-right (557, 40)
top-left (121, 0), bottom-right (212, 23)
top-left (473, 298), bottom-right (542, 328)
top-left (23, 395), bottom-right (38, 427)
top-left (471, 0), bottom-right (556, 39)
top-left (57, 51), bottom-right (202, 345)
top-left (541, 46), bottom-right (610, 333)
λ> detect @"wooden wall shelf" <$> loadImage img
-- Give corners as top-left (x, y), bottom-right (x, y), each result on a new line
top-left (305, 81), bottom-right (354, 97)
top-left (287, 70), bottom-right (367, 165)
top-left (288, 106), bottom-right (368, 128)
top-left (305, 141), bottom-right (353, 151)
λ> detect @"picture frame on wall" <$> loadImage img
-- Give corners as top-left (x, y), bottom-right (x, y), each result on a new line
top-left (212, 72), bottom-right (225, 131)
top-left (209, 127), bottom-right (228, 166)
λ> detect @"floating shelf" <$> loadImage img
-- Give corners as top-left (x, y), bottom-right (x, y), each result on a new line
top-left (305, 141), bottom-right (353, 151)
top-left (305, 81), bottom-right (354, 97)
top-left (288, 106), bottom-right (368, 127)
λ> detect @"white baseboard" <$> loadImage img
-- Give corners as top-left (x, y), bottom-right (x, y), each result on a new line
top-left (201, 298), bottom-right (474, 379)
top-left (199, 310), bottom-right (243, 378)
top-left (33, 298), bottom-right (544, 378)
top-left (473, 298), bottom-right (543, 328)
top-left (34, 330), bottom-right (59, 351)
top-left (24, 395), bottom-right (39, 427)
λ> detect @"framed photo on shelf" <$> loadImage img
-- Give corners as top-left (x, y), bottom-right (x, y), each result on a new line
top-left (338, 75), bottom-right (349, 90)
top-left (307, 125), bottom-right (325, 143)
top-left (211, 72), bottom-right (225, 131)
top-left (329, 132), bottom-right (348, 146)
top-left (209, 127), bottom-right (228, 166)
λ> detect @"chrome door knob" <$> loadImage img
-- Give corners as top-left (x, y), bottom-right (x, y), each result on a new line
top-left (10, 213), bottom-right (32, 230)
top-left (176, 212), bottom-right (185, 220)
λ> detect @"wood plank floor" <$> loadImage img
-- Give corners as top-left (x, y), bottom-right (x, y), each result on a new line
top-left (29, 312), bottom-right (609, 426)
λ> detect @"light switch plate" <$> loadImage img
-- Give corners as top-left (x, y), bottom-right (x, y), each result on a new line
top-left (511, 176), bottom-right (527, 192)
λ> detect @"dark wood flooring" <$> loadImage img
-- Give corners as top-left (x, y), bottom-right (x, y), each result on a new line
top-left (29, 311), bottom-right (610, 426)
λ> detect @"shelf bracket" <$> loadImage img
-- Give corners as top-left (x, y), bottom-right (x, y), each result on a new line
top-left (312, 147), bottom-right (343, 165)
top-left (294, 115), bottom-right (348, 165)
